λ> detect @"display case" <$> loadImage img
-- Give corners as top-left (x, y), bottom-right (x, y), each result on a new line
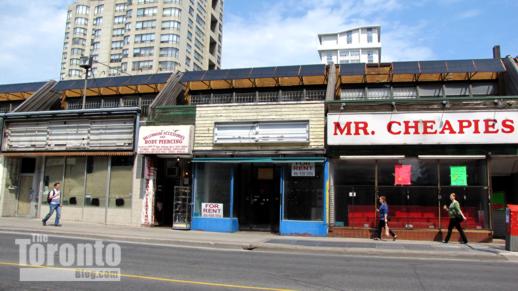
top-left (172, 186), bottom-right (192, 230)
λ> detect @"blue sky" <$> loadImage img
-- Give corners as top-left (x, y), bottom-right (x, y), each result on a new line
top-left (0, 0), bottom-right (517, 84)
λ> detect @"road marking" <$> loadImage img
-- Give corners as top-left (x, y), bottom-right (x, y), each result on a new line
top-left (0, 261), bottom-right (294, 291)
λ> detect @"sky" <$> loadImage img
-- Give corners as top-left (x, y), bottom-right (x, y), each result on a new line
top-left (0, 0), bottom-right (517, 84)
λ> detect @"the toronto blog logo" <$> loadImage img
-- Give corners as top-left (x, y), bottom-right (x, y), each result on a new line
top-left (15, 234), bottom-right (121, 281)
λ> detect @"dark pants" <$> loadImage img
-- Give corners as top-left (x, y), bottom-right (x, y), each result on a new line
top-left (43, 203), bottom-right (61, 225)
top-left (444, 217), bottom-right (468, 243)
top-left (377, 220), bottom-right (396, 239)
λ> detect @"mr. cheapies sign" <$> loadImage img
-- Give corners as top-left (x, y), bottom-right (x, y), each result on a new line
top-left (328, 111), bottom-right (518, 145)
top-left (137, 126), bottom-right (193, 154)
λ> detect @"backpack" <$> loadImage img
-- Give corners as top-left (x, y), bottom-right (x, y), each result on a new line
top-left (47, 190), bottom-right (54, 204)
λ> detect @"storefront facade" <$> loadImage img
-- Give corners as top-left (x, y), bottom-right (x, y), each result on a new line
top-left (327, 110), bottom-right (518, 241)
top-left (0, 109), bottom-right (141, 225)
top-left (136, 125), bottom-right (194, 228)
top-left (191, 102), bottom-right (329, 236)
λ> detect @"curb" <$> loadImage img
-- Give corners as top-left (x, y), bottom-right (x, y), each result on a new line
top-left (0, 226), bottom-right (511, 262)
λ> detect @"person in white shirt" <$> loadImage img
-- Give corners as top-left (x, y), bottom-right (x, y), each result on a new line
top-left (42, 182), bottom-right (62, 226)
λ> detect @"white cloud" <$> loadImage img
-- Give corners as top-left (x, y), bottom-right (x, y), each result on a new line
top-left (457, 9), bottom-right (481, 19)
top-left (222, 0), bottom-right (436, 68)
top-left (0, 0), bottom-right (70, 84)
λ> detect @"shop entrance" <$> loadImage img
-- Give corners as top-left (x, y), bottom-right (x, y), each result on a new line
top-left (491, 157), bottom-right (518, 237)
top-left (154, 157), bottom-right (191, 226)
top-left (236, 164), bottom-right (280, 232)
top-left (16, 158), bottom-right (38, 218)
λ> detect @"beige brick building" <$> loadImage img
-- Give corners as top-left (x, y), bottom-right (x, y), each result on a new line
top-left (61, 0), bottom-right (223, 80)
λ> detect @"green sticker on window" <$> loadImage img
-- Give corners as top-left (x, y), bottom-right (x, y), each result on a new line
top-left (450, 165), bottom-right (467, 186)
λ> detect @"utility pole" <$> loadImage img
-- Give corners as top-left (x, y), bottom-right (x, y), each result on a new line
top-left (79, 56), bottom-right (93, 109)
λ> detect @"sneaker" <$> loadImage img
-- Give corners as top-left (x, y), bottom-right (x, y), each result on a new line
top-left (373, 237), bottom-right (380, 240)
top-left (460, 241), bottom-right (468, 244)
top-left (442, 240), bottom-right (448, 244)
top-left (393, 235), bottom-right (398, 241)
top-left (42, 220), bottom-right (46, 226)
top-left (54, 224), bottom-right (62, 227)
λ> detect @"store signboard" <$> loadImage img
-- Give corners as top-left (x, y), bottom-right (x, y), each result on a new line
top-left (201, 203), bottom-right (223, 218)
top-left (137, 125), bottom-right (193, 154)
top-left (292, 162), bottom-right (315, 177)
top-left (328, 111), bottom-right (518, 145)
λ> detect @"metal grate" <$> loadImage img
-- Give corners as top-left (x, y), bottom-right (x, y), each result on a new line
top-left (102, 98), bottom-right (120, 108)
top-left (257, 91), bottom-right (278, 103)
top-left (140, 97), bottom-right (154, 117)
top-left (122, 98), bottom-right (138, 107)
top-left (191, 94), bottom-right (211, 104)
top-left (0, 105), bottom-right (10, 113)
top-left (306, 89), bottom-right (326, 101)
top-left (84, 100), bottom-right (102, 109)
top-left (67, 100), bottom-right (82, 110)
top-left (212, 93), bottom-right (232, 104)
top-left (280, 90), bottom-right (304, 102)
top-left (234, 92), bottom-right (256, 103)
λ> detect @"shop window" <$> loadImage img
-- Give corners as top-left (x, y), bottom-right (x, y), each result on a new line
top-left (333, 160), bottom-right (376, 227)
top-left (283, 163), bottom-right (323, 221)
top-left (20, 158), bottom-right (36, 174)
top-left (333, 158), bottom-right (490, 230)
top-left (85, 157), bottom-right (109, 207)
top-left (439, 159), bottom-right (489, 229)
top-left (194, 163), bottom-right (231, 217)
top-left (43, 158), bottom-right (65, 205)
top-left (378, 159), bottom-right (439, 229)
top-left (109, 156), bottom-right (133, 208)
top-left (64, 157), bottom-right (86, 207)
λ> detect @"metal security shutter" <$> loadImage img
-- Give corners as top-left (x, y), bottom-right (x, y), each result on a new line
top-left (214, 121), bottom-right (309, 144)
top-left (213, 122), bottom-right (255, 144)
top-left (256, 122), bottom-right (309, 143)
top-left (3, 117), bottom-right (135, 152)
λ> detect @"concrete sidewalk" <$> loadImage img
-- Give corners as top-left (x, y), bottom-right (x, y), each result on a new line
top-left (0, 217), bottom-right (516, 262)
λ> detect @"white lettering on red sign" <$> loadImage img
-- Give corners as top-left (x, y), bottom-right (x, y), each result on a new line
top-left (201, 203), bottom-right (223, 218)
top-left (327, 111), bottom-right (518, 145)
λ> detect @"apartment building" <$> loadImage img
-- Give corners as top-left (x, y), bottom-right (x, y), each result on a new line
top-left (318, 26), bottom-right (381, 64)
top-left (61, 0), bottom-right (223, 80)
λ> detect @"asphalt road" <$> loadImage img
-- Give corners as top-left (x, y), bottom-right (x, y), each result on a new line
top-left (0, 232), bottom-right (516, 291)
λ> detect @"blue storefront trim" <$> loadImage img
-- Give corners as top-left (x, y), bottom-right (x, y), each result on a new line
top-left (279, 220), bottom-right (327, 236)
top-left (191, 158), bottom-right (329, 236)
top-left (191, 217), bottom-right (239, 232)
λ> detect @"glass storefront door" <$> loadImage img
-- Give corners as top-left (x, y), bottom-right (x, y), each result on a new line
top-left (333, 160), bottom-right (376, 228)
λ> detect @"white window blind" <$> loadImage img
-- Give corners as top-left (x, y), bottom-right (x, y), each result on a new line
top-left (214, 121), bottom-right (309, 144)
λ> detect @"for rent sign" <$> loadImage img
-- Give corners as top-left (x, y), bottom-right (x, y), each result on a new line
top-left (137, 126), bottom-right (193, 154)
top-left (292, 162), bottom-right (315, 177)
top-left (328, 111), bottom-right (518, 145)
top-left (201, 203), bottom-right (223, 218)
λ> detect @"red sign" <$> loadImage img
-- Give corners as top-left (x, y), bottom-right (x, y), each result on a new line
top-left (395, 165), bottom-right (411, 185)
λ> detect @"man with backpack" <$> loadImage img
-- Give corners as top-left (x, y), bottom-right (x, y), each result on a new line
top-left (42, 182), bottom-right (62, 226)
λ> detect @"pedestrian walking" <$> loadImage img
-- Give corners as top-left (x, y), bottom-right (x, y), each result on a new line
top-left (374, 196), bottom-right (397, 241)
top-left (442, 193), bottom-right (468, 244)
top-left (42, 182), bottom-right (62, 227)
